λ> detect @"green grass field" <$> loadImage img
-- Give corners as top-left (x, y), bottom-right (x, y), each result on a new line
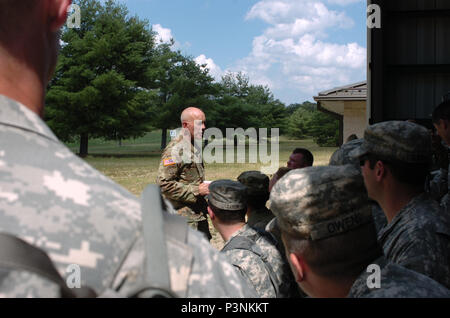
top-left (67, 131), bottom-right (338, 196)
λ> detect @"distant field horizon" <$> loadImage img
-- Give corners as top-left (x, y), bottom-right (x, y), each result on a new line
top-left (66, 130), bottom-right (338, 196)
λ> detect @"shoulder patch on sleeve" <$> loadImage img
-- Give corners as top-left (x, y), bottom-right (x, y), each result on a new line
top-left (163, 158), bottom-right (176, 166)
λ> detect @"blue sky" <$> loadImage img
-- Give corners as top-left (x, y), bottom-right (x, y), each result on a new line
top-left (115, 0), bottom-right (367, 105)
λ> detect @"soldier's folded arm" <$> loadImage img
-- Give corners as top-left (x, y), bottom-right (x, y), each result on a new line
top-left (157, 162), bottom-right (200, 205)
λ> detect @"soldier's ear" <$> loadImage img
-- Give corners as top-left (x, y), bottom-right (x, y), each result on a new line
top-left (289, 253), bottom-right (305, 283)
top-left (375, 161), bottom-right (386, 181)
top-left (46, 0), bottom-right (72, 32)
top-left (207, 206), bottom-right (215, 220)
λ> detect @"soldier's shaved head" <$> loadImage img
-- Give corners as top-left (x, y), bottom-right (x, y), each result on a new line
top-left (180, 107), bottom-right (205, 124)
top-left (180, 107), bottom-right (206, 140)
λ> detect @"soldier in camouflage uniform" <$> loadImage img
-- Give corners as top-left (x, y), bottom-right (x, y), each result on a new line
top-left (157, 107), bottom-right (212, 240)
top-left (206, 180), bottom-right (300, 298)
top-left (426, 152), bottom-right (450, 205)
top-left (237, 171), bottom-right (274, 231)
top-left (329, 138), bottom-right (387, 233)
top-left (350, 121), bottom-right (450, 289)
top-left (0, 0), bottom-right (256, 298)
top-left (270, 165), bottom-right (450, 297)
top-left (430, 100), bottom-right (450, 210)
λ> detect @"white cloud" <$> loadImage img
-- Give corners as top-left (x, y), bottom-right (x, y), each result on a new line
top-left (234, 35), bottom-right (364, 93)
top-left (327, 0), bottom-right (363, 6)
top-left (152, 24), bottom-right (174, 44)
top-left (247, 0), bottom-right (354, 38)
top-left (152, 25), bottom-right (223, 82)
top-left (194, 55), bottom-right (224, 81)
top-left (152, 24), bottom-right (192, 51)
top-left (234, 0), bottom-right (366, 103)
top-left (246, 1), bottom-right (293, 25)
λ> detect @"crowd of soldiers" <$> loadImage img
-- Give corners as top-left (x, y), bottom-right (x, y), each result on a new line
top-left (0, 1), bottom-right (449, 298)
top-left (156, 103), bottom-right (450, 298)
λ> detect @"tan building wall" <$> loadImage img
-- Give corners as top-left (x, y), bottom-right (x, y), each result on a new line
top-left (343, 101), bottom-right (367, 141)
top-left (320, 100), bottom-right (344, 115)
top-left (318, 100), bottom-right (367, 144)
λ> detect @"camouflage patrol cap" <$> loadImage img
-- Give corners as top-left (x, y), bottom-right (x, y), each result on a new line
top-left (329, 139), bottom-right (364, 167)
top-left (237, 171), bottom-right (270, 196)
top-left (349, 121), bottom-right (432, 163)
top-left (208, 180), bottom-right (247, 211)
top-left (270, 165), bottom-right (373, 241)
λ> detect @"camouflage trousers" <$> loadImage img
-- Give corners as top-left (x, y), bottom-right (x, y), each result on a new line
top-left (177, 206), bottom-right (212, 241)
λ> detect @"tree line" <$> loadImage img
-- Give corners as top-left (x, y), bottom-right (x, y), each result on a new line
top-left (45, 0), bottom-right (338, 157)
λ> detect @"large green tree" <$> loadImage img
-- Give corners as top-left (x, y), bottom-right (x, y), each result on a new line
top-left (308, 111), bottom-right (339, 147)
top-left (214, 72), bottom-right (288, 138)
top-left (45, 0), bottom-right (157, 156)
top-left (148, 43), bottom-right (218, 149)
top-left (247, 85), bottom-right (287, 135)
top-left (287, 104), bottom-right (314, 139)
top-left (287, 102), bottom-right (339, 146)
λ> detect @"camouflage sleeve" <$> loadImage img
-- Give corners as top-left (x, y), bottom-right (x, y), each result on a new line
top-left (427, 169), bottom-right (448, 201)
top-left (393, 235), bottom-right (450, 289)
top-left (110, 228), bottom-right (258, 298)
top-left (441, 193), bottom-right (450, 212)
top-left (156, 153), bottom-right (200, 205)
top-left (0, 271), bottom-right (61, 297)
top-left (230, 264), bottom-right (260, 295)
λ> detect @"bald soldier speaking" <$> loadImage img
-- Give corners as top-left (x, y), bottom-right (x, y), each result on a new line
top-left (157, 107), bottom-right (212, 240)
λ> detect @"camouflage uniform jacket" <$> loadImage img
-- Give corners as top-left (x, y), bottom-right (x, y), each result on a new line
top-left (221, 224), bottom-right (300, 298)
top-left (0, 95), bottom-right (256, 298)
top-left (427, 168), bottom-right (448, 202)
top-left (247, 206), bottom-right (275, 232)
top-left (157, 134), bottom-right (206, 216)
top-left (348, 256), bottom-right (450, 298)
top-left (441, 193), bottom-right (450, 213)
top-left (427, 147), bottom-right (450, 203)
top-left (377, 193), bottom-right (450, 289)
top-left (430, 162), bottom-right (450, 212)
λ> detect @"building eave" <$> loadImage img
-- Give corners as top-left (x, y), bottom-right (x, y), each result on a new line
top-left (313, 96), bottom-right (367, 102)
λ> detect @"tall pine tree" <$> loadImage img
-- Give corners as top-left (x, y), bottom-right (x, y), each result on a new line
top-left (46, 0), bottom-right (157, 156)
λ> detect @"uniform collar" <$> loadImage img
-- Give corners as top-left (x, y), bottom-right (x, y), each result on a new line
top-left (377, 192), bottom-right (429, 241)
top-left (222, 224), bottom-right (250, 249)
top-left (0, 95), bottom-right (58, 143)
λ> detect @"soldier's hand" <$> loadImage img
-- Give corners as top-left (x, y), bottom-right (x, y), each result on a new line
top-left (198, 183), bottom-right (210, 196)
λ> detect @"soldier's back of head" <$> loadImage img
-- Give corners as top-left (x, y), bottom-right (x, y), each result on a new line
top-left (237, 171), bottom-right (274, 229)
top-left (207, 179), bottom-right (248, 222)
top-left (270, 165), bottom-right (449, 298)
top-left (208, 180), bottom-right (299, 298)
top-left (270, 165), bottom-right (380, 277)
